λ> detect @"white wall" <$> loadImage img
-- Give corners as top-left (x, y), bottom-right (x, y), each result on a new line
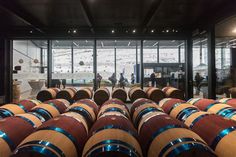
top-left (13, 40), bottom-right (43, 93)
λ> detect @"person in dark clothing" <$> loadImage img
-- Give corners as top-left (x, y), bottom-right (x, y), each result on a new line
top-left (131, 73), bottom-right (135, 84)
top-left (195, 72), bottom-right (204, 95)
top-left (109, 73), bottom-right (117, 90)
top-left (97, 73), bottom-right (102, 88)
top-left (119, 73), bottom-right (125, 89)
top-left (150, 72), bottom-right (156, 87)
top-left (62, 79), bottom-right (66, 89)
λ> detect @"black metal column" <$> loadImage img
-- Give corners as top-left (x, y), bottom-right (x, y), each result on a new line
top-left (114, 47), bottom-right (117, 76)
top-left (140, 40), bottom-right (144, 89)
top-left (157, 43), bottom-right (159, 63)
top-left (93, 40), bottom-right (97, 91)
top-left (47, 40), bottom-right (52, 88)
top-left (71, 43), bottom-right (74, 85)
top-left (207, 27), bottom-right (216, 99)
top-left (40, 48), bottom-right (44, 73)
top-left (0, 39), bottom-right (12, 103)
top-left (135, 41), bottom-right (138, 83)
top-left (185, 37), bottom-right (193, 99)
top-left (178, 46), bottom-right (181, 63)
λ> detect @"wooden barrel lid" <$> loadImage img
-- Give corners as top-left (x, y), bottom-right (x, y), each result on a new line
top-left (74, 88), bottom-right (93, 101)
top-left (94, 88), bottom-right (110, 106)
top-left (146, 87), bottom-right (165, 103)
top-left (128, 87), bottom-right (147, 102)
top-left (37, 89), bottom-right (57, 102)
top-left (112, 88), bottom-right (127, 102)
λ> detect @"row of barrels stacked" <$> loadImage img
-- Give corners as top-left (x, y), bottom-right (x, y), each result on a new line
top-left (158, 97), bottom-right (236, 157)
top-left (0, 97), bottom-right (100, 157)
top-left (37, 86), bottom-right (184, 105)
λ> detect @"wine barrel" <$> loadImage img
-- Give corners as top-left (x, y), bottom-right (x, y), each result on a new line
top-left (98, 103), bottom-right (130, 119)
top-left (159, 98), bottom-right (186, 113)
top-left (219, 98), bottom-right (236, 108)
top-left (83, 115), bottom-right (142, 157)
top-left (61, 112), bottom-right (89, 134)
top-left (162, 87), bottom-right (185, 99)
top-left (131, 98), bottom-right (155, 117)
top-left (44, 99), bottom-right (70, 113)
top-left (128, 87), bottom-right (147, 102)
top-left (184, 111), bottom-right (212, 128)
top-left (74, 88), bottom-right (93, 101)
top-left (18, 99), bottom-right (41, 112)
top-left (146, 87), bottom-right (165, 103)
top-left (30, 104), bottom-right (60, 121)
top-left (188, 98), bottom-right (216, 111)
top-left (168, 103), bottom-right (199, 122)
top-left (13, 116), bottom-right (87, 157)
top-left (16, 113), bottom-right (43, 128)
top-left (132, 103), bottom-right (163, 128)
top-left (0, 104), bottom-right (26, 118)
top-left (67, 102), bottom-right (97, 128)
top-left (36, 88), bottom-right (60, 102)
top-left (138, 113), bottom-right (215, 157)
top-left (111, 88), bottom-right (127, 102)
top-left (103, 98), bottom-right (125, 106)
top-left (188, 114), bottom-right (236, 157)
top-left (76, 99), bottom-right (99, 115)
top-left (205, 103), bottom-right (236, 121)
top-left (94, 88), bottom-right (110, 106)
top-left (0, 116), bottom-right (36, 157)
top-left (56, 87), bottom-right (77, 102)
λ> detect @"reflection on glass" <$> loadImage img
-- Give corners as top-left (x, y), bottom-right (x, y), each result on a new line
top-left (143, 40), bottom-right (185, 91)
top-left (193, 37), bottom-right (208, 98)
top-left (12, 40), bottom-right (48, 100)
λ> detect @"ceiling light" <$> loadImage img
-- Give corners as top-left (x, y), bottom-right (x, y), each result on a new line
top-left (73, 29), bottom-right (77, 34)
top-left (176, 30), bottom-right (178, 33)
top-left (68, 30), bottom-right (71, 34)
top-left (126, 30), bottom-right (129, 33)
top-left (166, 29), bottom-right (169, 33)
top-left (111, 29), bottom-right (115, 33)
top-left (29, 30), bottom-right (33, 34)
top-left (151, 29), bottom-right (155, 33)
top-left (132, 29), bottom-right (136, 33)
top-left (233, 28), bottom-right (236, 33)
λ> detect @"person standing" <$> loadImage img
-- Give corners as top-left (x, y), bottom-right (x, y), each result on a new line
top-left (109, 73), bottom-right (117, 90)
top-left (195, 72), bottom-right (204, 95)
top-left (131, 73), bottom-right (135, 84)
top-left (97, 73), bottom-right (102, 88)
top-left (119, 73), bottom-right (125, 89)
top-left (150, 72), bottom-right (156, 87)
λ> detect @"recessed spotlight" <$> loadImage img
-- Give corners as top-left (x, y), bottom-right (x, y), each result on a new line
top-left (126, 30), bottom-right (129, 33)
top-left (176, 30), bottom-right (178, 33)
top-left (29, 30), bottom-right (33, 34)
top-left (151, 29), bottom-right (155, 33)
top-left (232, 28), bottom-right (236, 33)
top-left (68, 30), bottom-right (71, 34)
top-left (166, 29), bottom-right (169, 33)
top-left (73, 29), bottom-right (77, 34)
top-left (132, 29), bottom-right (136, 33)
top-left (111, 29), bottom-right (115, 33)
top-left (172, 29), bottom-right (175, 32)
top-left (162, 30), bottom-right (165, 33)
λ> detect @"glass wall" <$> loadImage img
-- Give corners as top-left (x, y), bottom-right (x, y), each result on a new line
top-left (143, 40), bottom-right (185, 91)
top-left (97, 40), bottom-right (141, 92)
top-left (192, 37), bottom-right (208, 98)
top-left (215, 38), bottom-right (235, 98)
top-left (73, 40), bottom-right (94, 88)
top-left (12, 40), bottom-right (48, 101)
top-left (52, 40), bottom-right (72, 88)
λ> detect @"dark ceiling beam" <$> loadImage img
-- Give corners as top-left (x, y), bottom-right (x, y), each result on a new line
top-left (141, 0), bottom-right (163, 33)
top-left (0, 1), bottom-right (44, 33)
top-left (78, 0), bottom-right (95, 33)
